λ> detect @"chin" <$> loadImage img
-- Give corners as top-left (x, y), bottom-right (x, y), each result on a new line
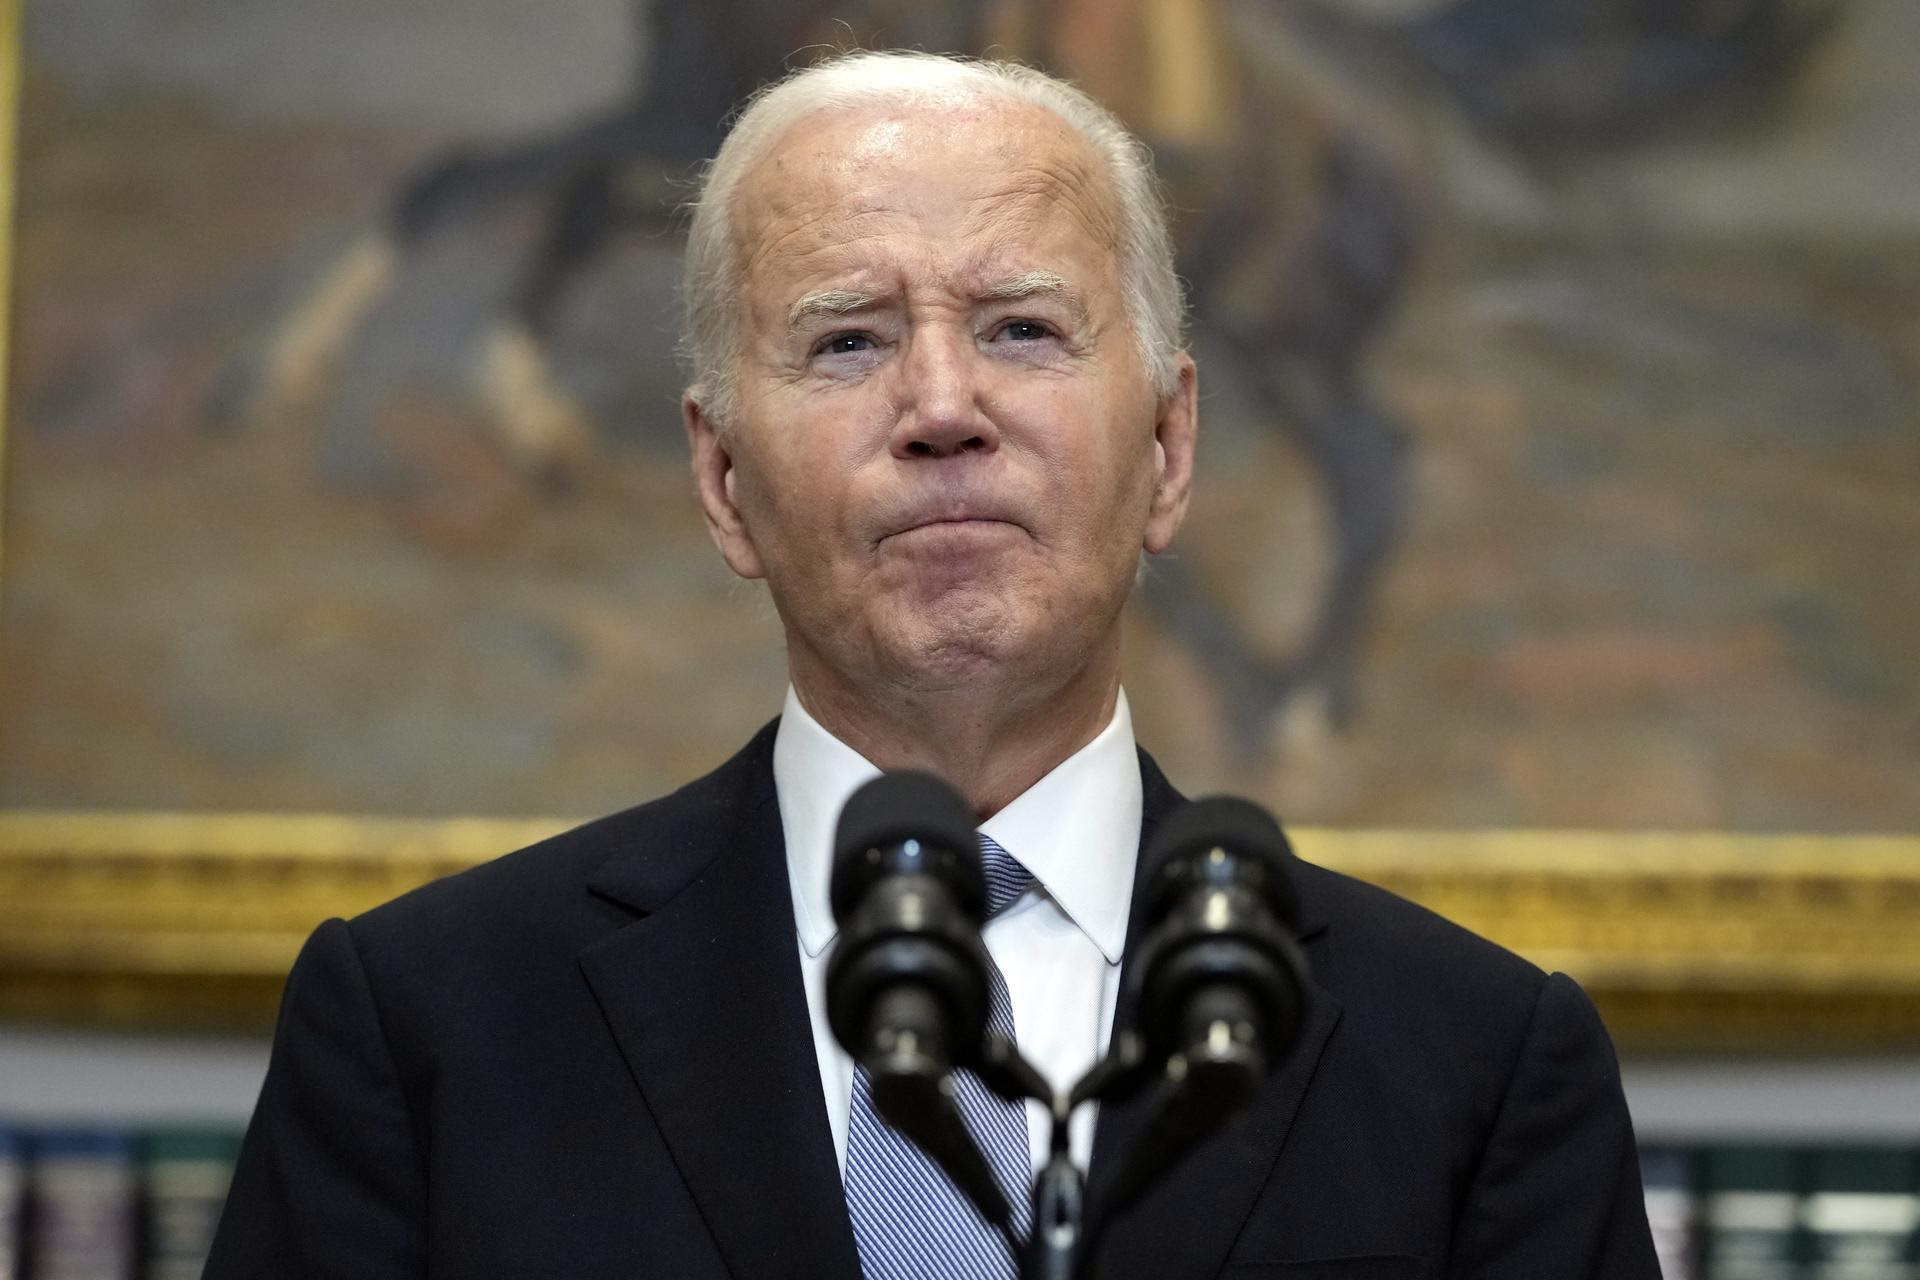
top-left (883, 594), bottom-right (1104, 698)
top-left (880, 599), bottom-right (1032, 687)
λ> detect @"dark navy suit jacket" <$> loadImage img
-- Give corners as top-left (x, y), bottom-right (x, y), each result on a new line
top-left (205, 722), bottom-right (1659, 1278)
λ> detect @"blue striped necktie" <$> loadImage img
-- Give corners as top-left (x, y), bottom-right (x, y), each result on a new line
top-left (844, 833), bottom-right (1035, 1279)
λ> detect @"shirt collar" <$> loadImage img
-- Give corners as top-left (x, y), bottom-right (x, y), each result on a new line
top-left (776, 686), bottom-right (1141, 966)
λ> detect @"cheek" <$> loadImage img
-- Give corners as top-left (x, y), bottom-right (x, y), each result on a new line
top-left (732, 427), bottom-right (867, 573)
top-left (1075, 393), bottom-right (1159, 515)
top-left (740, 460), bottom-right (826, 553)
top-left (1017, 384), bottom-right (1145, 513)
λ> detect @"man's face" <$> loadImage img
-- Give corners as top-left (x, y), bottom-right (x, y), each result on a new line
top-left (687, 99), bottom-right (1195, 702)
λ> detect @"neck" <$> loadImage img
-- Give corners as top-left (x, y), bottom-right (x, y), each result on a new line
top-left (789, 645), bottom-right (1123, 819)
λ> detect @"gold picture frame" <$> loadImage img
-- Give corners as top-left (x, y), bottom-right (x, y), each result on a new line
top-left (3, 1), bottom-right (1918, 1051)
top-left (4, 811), bottom-right (1920, 1048)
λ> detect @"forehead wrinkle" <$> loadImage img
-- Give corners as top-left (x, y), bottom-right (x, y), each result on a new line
top-left (733, 135), bottom-right (910, 283)
top-left (738, 218), bottom-right (900, 340)
top-left (737, 198), bottom-right (890, 289)
top-left (730, 101), bottom-right (1130, 346)
top-left (955, 150), bottom-right (1125, 259)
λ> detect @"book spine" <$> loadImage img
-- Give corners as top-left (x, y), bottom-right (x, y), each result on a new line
top-left (1642, 1145), bottom-right (1698, 1280)
top-left (1700, 1145), bottom-right (1800, 1280)
top-left (25, 1130), bottom-right (137, 1280)
top-left (1801, 1146), bottom-right (1920, 1280)
top-left (0, 1130), bottom-right (24, 1280)
top-left (138, 1131), bottom-right (241, 1280)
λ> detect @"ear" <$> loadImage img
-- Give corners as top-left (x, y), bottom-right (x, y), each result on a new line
top-left (685, 391), bottom-right (767, 580)
top-left (1142, 354), bottom-right (1197, 555)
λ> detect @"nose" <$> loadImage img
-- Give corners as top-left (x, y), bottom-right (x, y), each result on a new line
top-left (891, 328), bottom-right (999, 460)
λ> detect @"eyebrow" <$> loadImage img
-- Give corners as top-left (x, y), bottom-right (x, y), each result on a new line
top-left (783, 270), bottom-right (1089, 333)
top-left (787, 289), bottom-right (880, 332)
top-left (979, 270), bottom-right (1087, 323)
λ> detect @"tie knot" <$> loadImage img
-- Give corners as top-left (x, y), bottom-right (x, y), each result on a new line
top-left (977, 833), bottom-right (1033, 918)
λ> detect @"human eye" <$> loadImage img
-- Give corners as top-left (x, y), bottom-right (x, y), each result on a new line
top-left (806, 329), bottom-right (888, 376)
top-left (990, 318), bottom-right (1057, 344)
top-left (814, 331), bottom-right (876, 357)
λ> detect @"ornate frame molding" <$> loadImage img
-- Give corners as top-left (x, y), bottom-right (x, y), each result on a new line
top-left (4, 812), bottom-right (1918, 1048)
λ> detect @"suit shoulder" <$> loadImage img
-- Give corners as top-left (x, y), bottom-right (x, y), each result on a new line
top-left (1290, 858), bottom-right (1590, 1135)
top-left (1294, 857), bottom-right (1547, 1006)
top-left (347, 721), bottom-right (779, 949)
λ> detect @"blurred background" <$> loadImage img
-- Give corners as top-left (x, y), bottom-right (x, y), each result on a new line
top-left (2, 0), bottom-right (1914, 829)
top-left (0, 1), bottom-right (1917, 1275)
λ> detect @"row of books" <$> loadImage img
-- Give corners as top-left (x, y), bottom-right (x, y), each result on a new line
top-left (0, 1128), bottom-right (236, 1280)
top-left (1643, 1144), bottom-right (1920, 1279)
top-left (2, 1125), bottom-right (1916, 1278)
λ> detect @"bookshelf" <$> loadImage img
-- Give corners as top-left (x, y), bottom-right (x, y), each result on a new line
top-left (4, 1028), bottom-right (1920, 1276)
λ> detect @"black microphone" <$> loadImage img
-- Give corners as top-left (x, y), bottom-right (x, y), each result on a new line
top-left (824, 770), bottom-right (1014, 1230)
top-left (1103, 796), bottom-right (1309, 1215)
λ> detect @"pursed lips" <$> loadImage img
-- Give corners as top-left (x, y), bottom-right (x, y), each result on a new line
top-left (877, 504), bottom-right (1028, 545)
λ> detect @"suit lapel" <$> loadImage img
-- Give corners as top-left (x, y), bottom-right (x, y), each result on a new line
top-left (1084, 754), bottom-right (1343, 1280)
top-left (577, 739), bottom-right (860, 1280)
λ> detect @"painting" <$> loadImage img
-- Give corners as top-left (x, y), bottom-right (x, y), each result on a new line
top-left (2, 0), bottom-right (1918, 1038)
top-left (5, 0), bottom-right (1917, 830)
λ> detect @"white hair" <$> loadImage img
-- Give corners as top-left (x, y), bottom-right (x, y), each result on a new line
top-left (681, 50), bottom-right (1186, 422)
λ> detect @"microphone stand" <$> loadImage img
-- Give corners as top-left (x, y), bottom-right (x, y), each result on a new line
top-left (976, 1031), bottom-right (1152, 1280)
top-left (1026, 1118), bottom-right (1082, 1280)
top-left (892, 929), bottom-right (1302, 1276)
top-left (979, 1015), bottom-right (1280, 1279)
top-left (887, 973), bottom-right (1292, 1279)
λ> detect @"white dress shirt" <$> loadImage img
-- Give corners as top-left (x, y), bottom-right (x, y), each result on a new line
top-left (774, 685), bottom-right (1144, 1179)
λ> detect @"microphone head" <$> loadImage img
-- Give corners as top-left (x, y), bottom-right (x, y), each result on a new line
top-left (1131, 794), bottom-right (1308, 1074)
top-left (1139, 795), bottom-right (1299, 928)
top-left (830, 770), bottom-right (985, 924)
top-left (1102, 796), bottom-right (1310, 1218)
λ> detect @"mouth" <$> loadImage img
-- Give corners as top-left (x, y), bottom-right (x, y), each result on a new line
top-left (905, 516), bottom-right (1017, 531)
top-left (882, 515), bottom-right (1024, 542)
top-left (878, 497), bottom-right (1027, 544)
top-left (879, 518), bottom-right (1020, 556)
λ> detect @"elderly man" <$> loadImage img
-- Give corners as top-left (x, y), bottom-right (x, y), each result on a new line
top-left (207, 52), bottom-right (1657, 1280)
